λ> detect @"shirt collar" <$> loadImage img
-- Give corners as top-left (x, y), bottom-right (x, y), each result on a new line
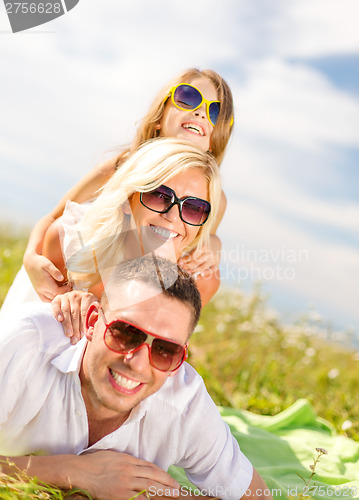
top-left (51, 337), bottom-right (87, 374)
top-left (51, 337), bottom-right (150, 424)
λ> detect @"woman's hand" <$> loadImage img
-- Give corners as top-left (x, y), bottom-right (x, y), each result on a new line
top-left (51, 290), bottom-right (98, 343)
top-left (23, 252), bottom-right (71, 302)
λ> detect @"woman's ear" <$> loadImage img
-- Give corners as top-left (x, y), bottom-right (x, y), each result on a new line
top-left (122, 199), bottom-right (131, 216)
top-left (85, 303), bottom-right (100, 341)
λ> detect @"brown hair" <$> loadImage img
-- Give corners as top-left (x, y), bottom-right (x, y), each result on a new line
top-left (101, 255), bottom-right (202, 334)
top-left (115, 68), bottom-right (234, 167)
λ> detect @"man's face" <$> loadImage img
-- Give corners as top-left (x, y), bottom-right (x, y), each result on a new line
top-left (80, 281), bottom-right (192, 421)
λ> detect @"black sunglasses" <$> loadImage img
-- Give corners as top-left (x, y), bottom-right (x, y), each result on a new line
top-left (100, 309), bottom-right (187, 372)
top-left (140, 185), bottom-right (211, 226)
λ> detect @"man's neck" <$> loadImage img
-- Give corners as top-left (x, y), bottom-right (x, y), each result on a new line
top-left (79, 361), bottom-right (130, 447)
top-left (87, 410), bottom-right (128, 447)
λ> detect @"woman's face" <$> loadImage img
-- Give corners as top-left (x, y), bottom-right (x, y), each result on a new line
top-left (124, 169), bottom-right (209, 261)
top-left (159, 76), bottom-right (218, 152)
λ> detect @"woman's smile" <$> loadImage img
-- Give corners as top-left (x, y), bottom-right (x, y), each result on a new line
top-left (149, 224), bottom-right (179, 240)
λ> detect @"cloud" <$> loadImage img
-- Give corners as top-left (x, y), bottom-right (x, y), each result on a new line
top-left (232, 59), bottom-right (359, 151)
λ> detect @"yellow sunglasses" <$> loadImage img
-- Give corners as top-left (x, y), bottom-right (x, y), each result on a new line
top-left (165, 83), bottom-right (233, 127)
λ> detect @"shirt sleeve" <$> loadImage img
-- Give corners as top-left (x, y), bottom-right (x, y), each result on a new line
top-left (174, 377), bottom-right (253, 500)
top-left (0, 310), bottom-right (41, 426)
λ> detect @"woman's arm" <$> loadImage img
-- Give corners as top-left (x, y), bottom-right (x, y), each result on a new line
top-left (23, 157), bottom-right (118, 302)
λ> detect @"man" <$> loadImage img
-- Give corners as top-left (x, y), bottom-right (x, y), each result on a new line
top-left (0, 256), bottom-right (271, 499)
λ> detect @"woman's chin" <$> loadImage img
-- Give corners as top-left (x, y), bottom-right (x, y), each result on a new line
top-left (152, 243), bottom-right (179, 262)
top-left (138, 226), bottom-right (180, 261)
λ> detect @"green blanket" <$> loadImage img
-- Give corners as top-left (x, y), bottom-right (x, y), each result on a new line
top-left (169, 399), bottom-right (359, 499)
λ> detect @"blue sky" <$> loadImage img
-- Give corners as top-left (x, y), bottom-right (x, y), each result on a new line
top-left (0, 0), bottom-right (358, 336)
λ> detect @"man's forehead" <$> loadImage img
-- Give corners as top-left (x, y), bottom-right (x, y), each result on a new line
top-left (102, 280), bottom-right (191, 343)
top-left (104, 279), bottom-right (167, 312)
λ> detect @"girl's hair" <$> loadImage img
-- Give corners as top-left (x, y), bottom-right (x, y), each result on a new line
top-left (67, 138), bottom-right (221, 289)
top-left (116, 68), bottom-right (234, 167)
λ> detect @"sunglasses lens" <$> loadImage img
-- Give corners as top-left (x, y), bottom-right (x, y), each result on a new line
top-left (151, 339), bottom-right (185, 371)
top-left (141, 186), bottom-right (174, 213)
top-left (105, 320), bottom-right (185, 372)
top-left (182, 198), bottom-right (211, 225)
top-left (173, 84), bottom-right (202, 110)
top-left (208, 102), bottom-right (220, 126)
top-left (107, 322), bottom-right (146, 352)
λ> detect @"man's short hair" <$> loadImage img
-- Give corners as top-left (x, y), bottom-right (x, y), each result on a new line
top-left (101, 256), bottom-right (201, 333)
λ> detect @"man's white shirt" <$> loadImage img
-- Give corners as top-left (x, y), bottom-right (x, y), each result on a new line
top-left (0, 303), bottom-right (253, 499)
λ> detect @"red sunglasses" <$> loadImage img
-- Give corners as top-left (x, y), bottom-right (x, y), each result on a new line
top-left (100, 309), bottom-right (187, 372)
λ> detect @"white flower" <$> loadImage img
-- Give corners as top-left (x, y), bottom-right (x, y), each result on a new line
top-left (342, 420), bottom-right (352, 431)
top-left (327, 368), bottom-right (339, 379)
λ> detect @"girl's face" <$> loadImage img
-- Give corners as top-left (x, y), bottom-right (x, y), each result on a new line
top-left (124, 169), bottom-right (209, 261)
top-left (159, 77), bottom-right (218, 152)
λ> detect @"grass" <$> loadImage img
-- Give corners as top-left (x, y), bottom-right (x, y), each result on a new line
top-left (0, 229), bottom-right (28, 307)
top-left (189, 287), bottom-right (359, 442)
top-left (0, 460), bottom-right (90, 499)
top-left (0, 227), bottom-right (358, 497)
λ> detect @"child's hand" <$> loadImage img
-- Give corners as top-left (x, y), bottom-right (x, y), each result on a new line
top-left (178, 245), bottom-right (220, 279)
top-left (24, 253), bottom-right (71, 302)
top-left (51, 290), bottom-right (98, 344)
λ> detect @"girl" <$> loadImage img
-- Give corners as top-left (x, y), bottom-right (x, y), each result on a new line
top-left (0, 68), bottom-right (233, 325)
top-left (22, 68), bottom-right (234, 300)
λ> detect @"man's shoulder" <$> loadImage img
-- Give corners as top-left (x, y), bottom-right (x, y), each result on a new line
top-left (0, 302), bottom-right (69, 354)
top-left (152, 362), bottom-right (212, 413)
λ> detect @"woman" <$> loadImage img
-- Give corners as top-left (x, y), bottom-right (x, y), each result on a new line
top-left (38, 138), bottom-right (221, 340)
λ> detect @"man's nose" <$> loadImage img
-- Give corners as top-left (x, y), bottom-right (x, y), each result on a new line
top-left (123, 344), bottom-right (151, 371)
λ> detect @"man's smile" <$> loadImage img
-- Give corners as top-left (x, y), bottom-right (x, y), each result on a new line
top-left (109, 368), bottom-right (144, 395)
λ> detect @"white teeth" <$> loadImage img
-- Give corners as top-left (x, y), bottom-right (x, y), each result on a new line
top-left (182, 123), bottom-right (204, 136)
top-left (110, 369), bottom-right (141, 390)
top-left (151, 225), bottom-right (178, 239)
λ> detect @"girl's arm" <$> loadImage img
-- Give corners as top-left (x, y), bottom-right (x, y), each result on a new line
top-left (23, 157), bottom-right (118, 302)
top-left (210, 189), bottom-right (227, 234)
top-left (179, 190), bottom-right (227, 306)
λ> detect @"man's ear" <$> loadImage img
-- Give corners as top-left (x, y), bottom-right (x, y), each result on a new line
top-left (85, 302), bottom-right (101, 341)
top-left (168, 342), bottom-right (189, 378)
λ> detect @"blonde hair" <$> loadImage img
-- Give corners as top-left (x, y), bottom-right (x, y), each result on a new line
top-left (115, 68), bottom-right (234, 167)
top-left (67, 138), bottom-right (221, 289)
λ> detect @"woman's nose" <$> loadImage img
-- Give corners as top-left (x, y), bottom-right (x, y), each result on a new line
top-left (161, 204), bottom-right (181, 223)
